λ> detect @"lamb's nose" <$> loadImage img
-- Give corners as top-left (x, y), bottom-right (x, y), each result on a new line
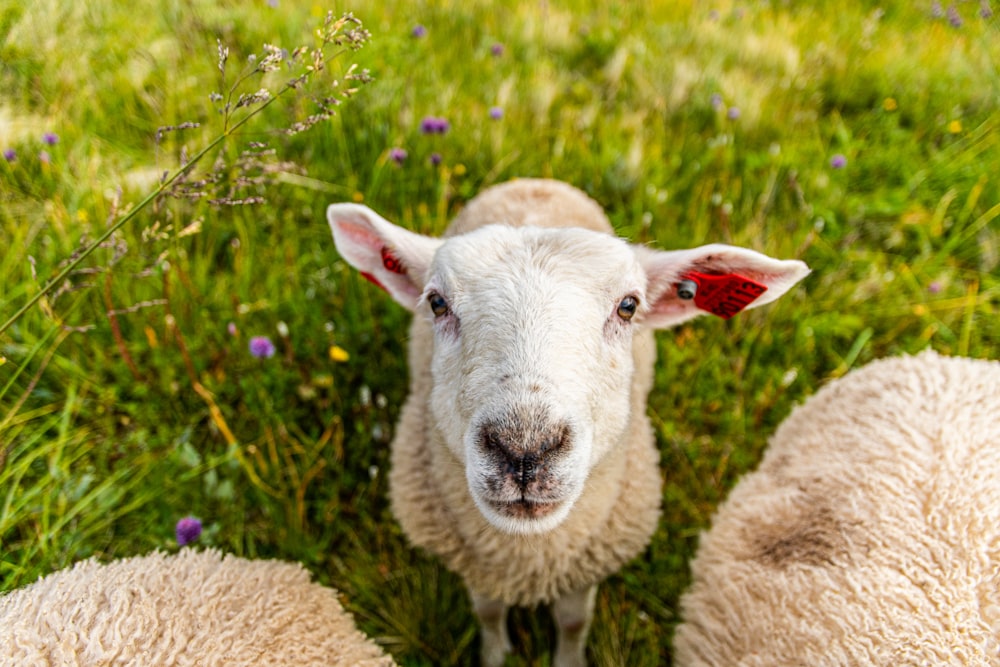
top-left (479, 416), bottom-right (570, 489)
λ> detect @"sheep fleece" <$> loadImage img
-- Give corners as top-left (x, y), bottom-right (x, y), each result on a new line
top-left (389, 179), bottom-right (663, 606)
top-left (0, 548), bottom-right (394, 667)
top-left (674, 351), bottom-right (1000, 666)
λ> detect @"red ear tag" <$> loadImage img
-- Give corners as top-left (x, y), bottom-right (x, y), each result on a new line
top-left (682, 271), bottom-right (768, 320)
top-left (380, 246), bottom-right (406, 274)
top-left (360, 271), bottom-right (386, 291)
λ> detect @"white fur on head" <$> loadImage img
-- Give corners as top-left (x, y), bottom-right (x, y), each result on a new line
top-left (327, 204), bottom-right (810, 535)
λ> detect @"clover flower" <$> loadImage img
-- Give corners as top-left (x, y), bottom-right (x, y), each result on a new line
top-left (727, 106), bottom-right (741, 120)
top-left (249, 335), bottom-right (276, 358)
top-left (419, 116), bottom-right (450, 134)
top-left (947, 4), bottom-right (963, 27)
top-left (42, 132), bottom-right (59, 146)
top-left (389, 147), bottom-right (408, 164)
top-left (490, 43), bottom-right (504, 57)
top-left (429, 152), bottom-right (442, 166)
top-left (38, 151), bottom-right (51, 164)
top-left (830, 154), bottom-right (847, 169)
top-left (412, 24), bottom-right (427, 38)
top-left (489, 106), bottom-right (503, 120)
top-left (3, 149), bottom-right (15, 162)
top-left (176, 517), bottom-right (203, 546)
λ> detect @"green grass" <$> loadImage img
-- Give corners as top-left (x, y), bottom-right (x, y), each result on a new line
top-left (1, 0), bottom-right (998, 664)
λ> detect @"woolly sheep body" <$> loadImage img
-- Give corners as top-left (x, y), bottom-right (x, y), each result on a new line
top-left (0, 549), bottom-right (394, 667)
top-left (674, 351), bottom-right (1000, 666)
top-left (326, 177), bottom-right (809, 666)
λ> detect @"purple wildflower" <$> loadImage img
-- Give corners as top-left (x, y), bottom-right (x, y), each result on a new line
top-left (928, 281), bottom-right (943, 294)
top-left (429, 152), bottom-right (442, 166)
top-left (727, 106), bottom-right (741, 120)
top-left (947, 4), bottom-right (963, 26)
top-left (249, 335), bottom-right (276, 358)
top-left (419, 116), bottom-right (450, 134)
top-left (42, 132), bottom-right (58, 145)
top-left (389, 147), bottom-right (408, 165)
top-left (710, 93), bottom-right (724, 111)
top-left (175, 517), bottom-right (203, 546)
top-left (412, 24), bottom-right (427, 38)
top-left (931, 1), bottom-right (945, 18)
top-left (3, 149), bottom-right (15, 162)
top-left (489, 106), bottom-right (503, 120)
top-left (227, 321), bottom-right (238, 336)
top-left (981, 1), bottom-right (994, 18)
top-left (830, 154), bottom-right (847, 169)
top-left (490, 43), bottom-right (504, 57)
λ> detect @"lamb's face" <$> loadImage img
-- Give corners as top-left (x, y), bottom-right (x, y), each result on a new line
top-left (327, 194), bottom-right (811, 536)
top-left (424, 225), bottom-right (646, 535)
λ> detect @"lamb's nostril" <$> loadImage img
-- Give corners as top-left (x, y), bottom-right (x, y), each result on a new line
top-left (519, 453), bottom-right (539, 488)
top-left (540, 424), bottom-right (570, 455)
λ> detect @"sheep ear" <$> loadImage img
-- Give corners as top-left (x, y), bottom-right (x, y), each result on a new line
top-left (327, 203), bottom-right (443, 311)
top-left (634, 243), bottom-right (810, 329)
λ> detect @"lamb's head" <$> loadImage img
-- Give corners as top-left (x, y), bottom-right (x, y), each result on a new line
top-left (327, 202), bottom-right (809, 535)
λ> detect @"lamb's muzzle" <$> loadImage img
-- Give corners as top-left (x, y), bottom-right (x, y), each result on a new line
top-left (476, 410), bottom-right (572, 520)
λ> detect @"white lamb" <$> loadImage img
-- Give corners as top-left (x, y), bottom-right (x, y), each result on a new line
top-left (674, 351), bottom-right (1000, 666)
top-left (0, 548), bottom-right (395, 666)
top-left (326, 178), bottom-right (809, 666)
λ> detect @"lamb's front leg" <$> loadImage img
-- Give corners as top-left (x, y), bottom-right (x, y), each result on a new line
top-left (552, 584), bottom-right (597, 667)
top-left (473, 593), bottom-right (511, 667)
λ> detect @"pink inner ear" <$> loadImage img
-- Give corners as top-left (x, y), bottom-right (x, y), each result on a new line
top-left (684, 272), bottom-right (768, 319)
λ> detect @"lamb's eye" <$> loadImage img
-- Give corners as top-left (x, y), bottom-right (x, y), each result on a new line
top-left (617, 295), bottom-right (638, 321)
top-left (428, 292), bottom-right (450, 318)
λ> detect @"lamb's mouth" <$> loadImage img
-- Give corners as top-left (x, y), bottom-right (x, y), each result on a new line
top-left (489, 498), bottom-right (562, 520)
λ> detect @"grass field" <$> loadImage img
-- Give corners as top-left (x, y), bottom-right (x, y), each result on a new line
top-left (2, 1), bottom-right (998, 664)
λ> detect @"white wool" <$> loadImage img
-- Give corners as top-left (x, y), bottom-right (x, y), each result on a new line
top-left (0, 549), bottom-right (395, 667)
top-left (674, 350), bottom-right (1000, 667)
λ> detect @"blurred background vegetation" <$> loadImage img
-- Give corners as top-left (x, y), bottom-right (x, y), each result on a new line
top-left (1, 1), bottom-right (998, 664)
